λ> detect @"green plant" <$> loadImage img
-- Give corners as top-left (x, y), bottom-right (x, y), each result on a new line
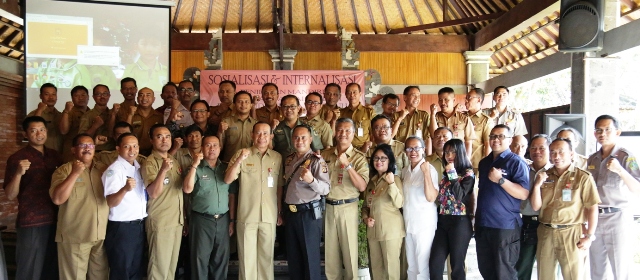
top-left (358, 199), bottom-right (369, 268)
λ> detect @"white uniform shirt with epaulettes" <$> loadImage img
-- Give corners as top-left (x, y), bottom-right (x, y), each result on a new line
top-left (102, 155), bottom-right (147, 221)
top-left (482, 106), bottom-right (528, 136)
top-left (321, 145), bottom-right (369, 200)
top-left (520, 162), bottom-right (553, 216)
top-left (284, 150), bottom-right (331, 205)
top-left (587, 144), bottom-right (640, 208)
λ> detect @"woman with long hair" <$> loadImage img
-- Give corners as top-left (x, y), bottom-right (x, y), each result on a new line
top-left (429, 139), bottom-right (475, 280)
top-left (361, 144), bottom-right (405, 280)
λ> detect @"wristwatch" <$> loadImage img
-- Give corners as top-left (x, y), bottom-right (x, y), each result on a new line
top-left (585, 233), bottom-right (596, 241)
top-left (498, 178), bottom-right (505, 186)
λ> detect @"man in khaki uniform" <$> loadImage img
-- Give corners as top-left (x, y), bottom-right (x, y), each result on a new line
top-left (340, 83), bottom-right (374, 149)
top-left (79, 84), bottom-right (113, 151)
top-left (253, 83), bottom-right (283, 126)
top-left (427, 127), bottom-right (453, 178)
top-left (209, 80), bottom-right (236, 132)
top-left (224, 122), bottom-right (284, 280)
top-left (319, 83), bottom-right (341, 129)
top-left (128, 87), bottom-right (164, 156)
top-left (530, 138), bottom-right (601, 280)
top-left (273, 95), bottom-right (324, 156)
top-left (362, 114), bottom-right (409, 176)
top-left (301, 92), bottom-right (333, 149)
top-left (463, 88), bottom-right (493, 174)
top-left (141, 124), bottom-right (185, 279)
top-left (430, 87), bottom-right (475, 157)
top-left (219, 91), bottom-right (257, 162)
top-left (50, 134), bottom-right (109, 279)
top-left (556, 128), bottom-right (588, 169)
top-left (115, 77), bottom-right (139, 123)
top-left (59, 85), bottom-right (90, 162)
top-left (321, 118), bottom-right (369, 280)
top-left (482, 86), bottom-right (528, 136)
top-left (27, 83), bottom-right (63, 152)
top-left (394, 86), bottom-right (432, 154)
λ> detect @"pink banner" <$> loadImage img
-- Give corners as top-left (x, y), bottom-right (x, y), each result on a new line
top-left (199, 70), bottom-right (365, 108)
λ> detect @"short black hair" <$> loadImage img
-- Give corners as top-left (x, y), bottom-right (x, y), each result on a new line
top-left (72, 133), bottom-right (93, 147)
top-left (234, 91), bottom-right (253, 103)
top-left (178, 80), bottom-right (194, 88)
top-left (281, 94), bottom-right (299, 106)
top-left (93, 84), bottom-right (110, 94)
top-left (121, 77), bottom-right (137, 88)
top-left (492, 124), bottom-right (512, 136)
top-left (306, 92), bottom-right (323, 103)
top-left (190, 100), bottom-right (210, 111)
top-left (71, 85), bottom-right (89, 97)
top-left (325, 83), bottom-right (341, 93)
top-left (368, 144), bottom-right (396, 177)
top-left (494, 86), bottom-right (509, 94)
top-left (594, 114), bottom-right (620, 129)
top-left (403, 86), bottom-right (420, 95)
top-left (551, 137), bottom-right (573, 151)
top-left (434, 127), bottom-right (454, 138)
top-left (184, 125), bottom-right (204, 137)
top-left (116, 132), bottom-right (137, 147)
top-left (40, 83), bottom-right (57, 96)
top-left (262, 83), bottom-right (279, 92)
top-left (252, 121), bottom-right (272, 134)
top-left (371, 114), bottom-right (392, 128)
top-left (382, 93), bottom-right (400, 104)
top-left (22, 116), bottom-right (46, 132)
top-left (471, 88), bottom-right (485, 103)
top-left (149, 124), bottom-right (169, 139)
top-left (437, 87), bottom-right (454, 95)
top-left (346, 83), bottom-right (361, 92)
top-left (219, 80), bottom-right (236, 91)
top-left (113, 121), bottom-right (133, 135)
top-left (162, 82), bottom-right (178, 93)
top-left (293, 124), bottom-right (313, 136)
top-left (531, 134), bottom-right (552, 146)
top-left (443, 139), bottom-right (473, 172)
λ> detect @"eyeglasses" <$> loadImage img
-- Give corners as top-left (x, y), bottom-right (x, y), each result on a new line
top-left (180, 88), bottom-right (195, 93)
top-left (282, 105), bottom-right (298, 111)
top-left (373, 126), bottom-right (391, 131)
top-left (405, 147), bottom-right (424, 153)
top-left (444, 150), bottom-right (457, 155)
top-left (594, 128), bottom-right (615, 134)
top-left (373, 156), bottom-right (388, 162)
top-left (93, 92), bottom-right (110, 97)
top-left (489, 134), bottom-right (511, 140)
top-left (192, 109), bottom-right (208, 114)
top-left (383, 102), bottom-right (399, 108)
top-left (77, 143), bottom-right (95, 149)
top-left (305, 100), bottom-right (321, 106)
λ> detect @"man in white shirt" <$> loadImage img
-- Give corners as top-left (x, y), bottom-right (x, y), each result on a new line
top-left (102, 133), bottom-right (148, 279)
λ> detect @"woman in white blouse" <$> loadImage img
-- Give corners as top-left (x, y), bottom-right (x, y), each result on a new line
top-left (401, 136), bottom-right (439, 280)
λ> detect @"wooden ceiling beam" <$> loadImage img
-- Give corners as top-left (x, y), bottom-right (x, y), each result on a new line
top-left (395, 0), bottom-right (409, 31)
top-left (304, 0), bottom-right (310, 34)
top-left (319, 0), bottom-right (327, 34)
top-left (205, 0), bottom-right (214, 33)
top-left (350, 0), bottom-right (360, 34)
top-left (378, 0), bottom-right (390, 32)
top-left (170, 32), bottom-right (469, 52)
top-left (422, 0), bottom-right (448, 35)
top-left (473, 0), bottom-right (559, 50)
top-left (388, 11), bottom-right (503, 34)
top-left (448, 0), bottom-right (475, 34)
top-left (407, 0), bottom-right (428, 34)
top-left (365, 0), bottom-right (377, 34)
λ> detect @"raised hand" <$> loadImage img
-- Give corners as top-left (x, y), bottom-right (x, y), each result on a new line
top-left (238, 148), bottom-right (251, 162)
top-left (93, 116), bottom-right (104, 128)
top-left (193, 152), bottom-right (204, 167)
top-left (124, 177), bottom-right (136, 191)
top-left (430, 104), bottom-right (438, 114)
top-left (37, 102), bottom-right (47, 112)
top-left (384, 172), bottom-right (395, 184)
top-left (488, 167), bottom-right (504, 184)
top-left (173, 137), bottom-right (184, 148)
top-left (161, 157), bottom-right (173, 173)
top-left (365, 217), bottom-right (375, 228)
top-left (129, 106), bottom-right (137, 116)
top-left (64, 101), bottom-right (74, 112)
top-left (300, 167), bottom-right (314, 184)
top-left (338, 153), bottom-right (350, 168)
top-left (95, 135), bottom-right (108, 146)
top-left (72, 160), bottom-right (86, 175)
top-left (17, 159), bottom-right (31, 175)
top-left (111, 103), bottom-right (121, 115)
top-left (606, 158), bottom-right (623, 174)
top-left (219, 121), bottom-right (229, 133)
top-left (535, 171), bottom-right (549, 186)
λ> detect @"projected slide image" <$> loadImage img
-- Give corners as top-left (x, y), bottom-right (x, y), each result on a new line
top-left (27, 21), bottom-right (90, 57)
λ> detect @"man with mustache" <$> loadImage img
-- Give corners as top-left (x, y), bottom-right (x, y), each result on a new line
top-left (209, 80), bottom-right (236, 133)
top-left (115, 77), bottom-right (139, 123)
top-left (50, 134), bottom-right (109, 279)
top-left (253, 83), bottom-right (283, 127)
top-left (79, 84), bottom-right (113, 151)
top-left (318, 83), bottom-right (341, 129)
top-left (165, 80), bottom-right (196, 138)
top-left (59, 85), bottom-right (90, 162)
top-left (27, 83), bottom-right (63, 152)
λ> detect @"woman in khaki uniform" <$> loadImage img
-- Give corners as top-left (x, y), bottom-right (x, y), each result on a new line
top-left (362, 144), bottom-right (405, 280)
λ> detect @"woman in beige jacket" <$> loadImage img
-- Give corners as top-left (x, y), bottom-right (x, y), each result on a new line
top-left (362, 143), bottom-right (405, 280)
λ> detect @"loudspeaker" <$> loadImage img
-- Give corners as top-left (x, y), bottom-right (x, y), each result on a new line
top-left (544, 114), bottom-right (587, 155)
top-left (558, 0), bottom-right (604, 52)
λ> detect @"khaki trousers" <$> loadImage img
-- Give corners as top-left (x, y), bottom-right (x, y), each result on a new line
top-left (536, 224), bottom-right (586, 280)
top-left (57, 240), bottom-right (108, 280)
top-left (146, 226), bottom-right (183, 280)
top-left (236, 222), bottom-right (276, 280)
top-left (324, 202), bottom-right (359, 280)
top-left (369, 237), bottom-right (403, 280)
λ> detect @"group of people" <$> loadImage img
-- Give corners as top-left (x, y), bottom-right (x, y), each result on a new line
top-left (3, 77), bottom-right (639, 280)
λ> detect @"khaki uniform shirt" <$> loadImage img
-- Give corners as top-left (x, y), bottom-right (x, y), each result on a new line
top-left (94, 150), bottom-right (146, 167)
top-left (483, 106), bottom-right (528, 136)
top-left (79, 107), bottom-right (114, 151)
top-left (227, 147), bottom-right (283, 223)
top-left (301, 114), bottom-right (334, 149)
top-left (50, 162), bottom-right (109, 243)
top-left (587, 145), bottom-right (640, 208)
top-left (340, 104), bottom-right (374, 148)
top-left (427, 153), bottom-right (446, 182)
top-left (273, 120), bottom-right (323, 157)
top-left (284, 150), bottom-right (331, 204)
top-left (208, 104), bottom-right (234, 129)
top-left (538, 164), bottom-right (601, 225)
top-left (465, 110), bottom-right (493, 169)
top-left (131, 109), bottom-right (164, 155)
top-left (366, 140), bottom-right (409, 178)
top-left (28, 107), bottom-right (63, 152)
top-left (116, 100), bottom-right (137, 123)
top-left (574, 154), bottom-right (588, 170)
top-left (362, 175), bottom-right (405, 241)
top-left (394, 109), bottom-right (430, 143)
top-left (435, 111), bottom-right (475, 142)
top-left (319, 105), bottom-right (338, 122)
top-left (321, 145), bottom-right (369, 200)
top-left (255, 106), bottom-right (283, 124)
top-left (61, 107), bottom-right (87, 162)
top-left (142, 151), bottom-right (184, 230)
top-left (220, 115), bottom-right (257, 162)
top-left (174, 148), bottom-right (195, 176)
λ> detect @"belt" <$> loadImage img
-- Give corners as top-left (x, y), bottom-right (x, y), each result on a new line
top-left (598, 207), bottom-right (621, 214)
top-left (522, 215), bottom-right (539, 221)
top-left (287, 200), bottom-right (320, 213)
top-left (542, 223), bottom-right (577, 229)
top-left (326, 198), bottom-right (358, 205)
top-left (112, 219), bottom-right (144, 224)
top-left (192, 211), bottom-right (228, 219)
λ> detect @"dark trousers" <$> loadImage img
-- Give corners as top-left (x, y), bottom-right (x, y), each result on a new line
top-left (189, 212), bottom-right (230, 280)
top-left (285, 209), bottom-right (323, 280)
top-left (104, 220), bottom-right (145, 280)
top-left (475, 225), bottom-right (520, 280)
top-left (15, 224), bottom-right (58, 280)
top-left (515, 216), bottom-right (539, 280)
top-left (429, 215), bottom-right (473, 280)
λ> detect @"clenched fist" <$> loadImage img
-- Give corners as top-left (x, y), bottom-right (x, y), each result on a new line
top-left (124, 177), bottom-right (136, 191)
top-left (17, 159), bottom-right (31, 175)
top-left (72, 160), bottom-right (86, 175)
top-left (161, 157), bottom-right (173, 173)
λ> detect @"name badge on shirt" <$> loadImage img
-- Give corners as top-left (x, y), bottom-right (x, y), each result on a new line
top-left (76, 177), bottom-right (83, 182)
top-left (201, 175), bottom-right (210, 181)
top-left (562, 189), bottom-right (572, 201)
top-left (357, 127), bottom-right (364, 137)
top-left (267, 175), bottom-right (274, 188)
top-left (416, 129), bottom-right (423, 138)
top-left (588, 165), bottom-right (595, 170)
top-left (163, 177), bottom-right (169, 185)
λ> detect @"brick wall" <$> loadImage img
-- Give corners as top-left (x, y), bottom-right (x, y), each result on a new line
top-left (0, 70), bottom-right (25, 230)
